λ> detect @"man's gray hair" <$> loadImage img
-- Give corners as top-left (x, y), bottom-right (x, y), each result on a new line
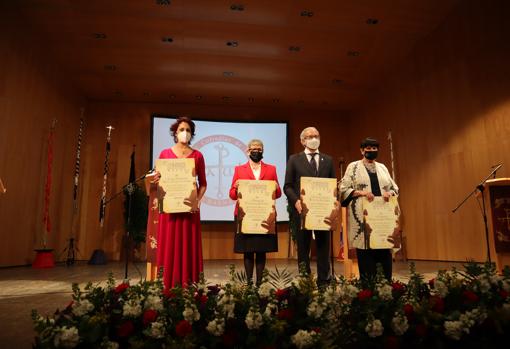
top-left (300, 127), bottom-right (319, 141)
top-left (247, 139), bottom-right (264, 149)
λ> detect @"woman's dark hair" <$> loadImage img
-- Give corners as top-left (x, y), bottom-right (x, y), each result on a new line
top-left (170, 116), bottom-right (196, 143)
top-left (360, 137), bottom-right (379, 148)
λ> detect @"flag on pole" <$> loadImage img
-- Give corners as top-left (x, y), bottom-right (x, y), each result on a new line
top-left (42, 118), bottom-right (57, 247)
top-left (73, 113), bottom-right (84, 209)
top-left (129, 145), bottom-right (136, 184)
top-left (99, 126), bottom-right (114, 227)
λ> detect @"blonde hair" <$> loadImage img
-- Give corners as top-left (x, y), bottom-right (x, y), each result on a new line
top-left (247, 139), bottom-right (264, 150)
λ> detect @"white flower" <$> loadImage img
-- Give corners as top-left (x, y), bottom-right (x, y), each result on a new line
top-left (444, 320), bottom-right (464, 340)
top-left (144, 295), bottom-right (163, 311)
top-left (307, 300), bottom-right (325, 318)
top-left (391, 313), bottom-right (409, 335)
top-left (264, 302), bottom-right (277, 317)
top-left (146, 321), bottom-right (166, 339)
top-left (196, 282), bottom-right (208, 293)
top-left (478, 278), bottom-right (491, 293)
top-left (291, 329), bottom-right (315, 349)
top-left (72, 299), bottom-right (94, 317)
top-left (245, 309), bottom-right (263, 330)
top-left (101, 340), bottom-right (119, 349)
top-left (54, 326), bottom-right (80, 348)
top-left (377, 284), bottom-right (393, 301)
top-left (206, 318), bottom-right (225, 336)
top-left (258, 282), bottom-right (273, 298)
top-left (342, 284), bottom-right (360, 300)
top-left (365, 319), bottom-right (384, 338)
top-left (122, 301), bottom-right (142, 318)
top-left (217, 292), bottom-right (235, 318)
top-left (183, 303), bottom-right (200, 322)
top-left (502, 280), bottom-right (510, 293)
top-left (434, 280), bottom-right (449, 297)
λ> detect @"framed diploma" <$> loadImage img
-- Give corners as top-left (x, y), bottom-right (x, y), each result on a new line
top-left (362, 196), bottom-right (401, 249)
top-left (237, 180), bottom-right (276, 234)
top-left (300, 177), bottom-right (339, 231)
top-left (155, 158), bottom-right (198, 213)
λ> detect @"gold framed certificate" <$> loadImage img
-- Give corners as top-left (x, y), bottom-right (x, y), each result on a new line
top-left (300, 177), bottom-right (339, 231)
top-left (237, 180), bottom-right (276, 234)
top-left (155, 158), bottom-right (197, 213)
top-left (362, 196), bottom-right (401, 249)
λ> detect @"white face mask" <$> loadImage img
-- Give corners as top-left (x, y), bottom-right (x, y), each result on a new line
top-left (177, 130), bottom-right (191, 143)
top-left (305, 137), bottom-right (320, 150)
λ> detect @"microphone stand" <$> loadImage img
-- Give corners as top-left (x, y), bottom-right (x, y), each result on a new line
top-left (104, 171), bottom-right (151, 280)
top-left (452, 164), bottom-right (502, 263)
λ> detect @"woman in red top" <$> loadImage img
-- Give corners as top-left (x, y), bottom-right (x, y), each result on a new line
top-left (229, 139), bottom-right (282, 285)
top-left (153, 117), bottom-right (207, 289)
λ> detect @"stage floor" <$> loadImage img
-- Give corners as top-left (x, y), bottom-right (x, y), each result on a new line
top-left (0, 258), bottom-right (464, 347)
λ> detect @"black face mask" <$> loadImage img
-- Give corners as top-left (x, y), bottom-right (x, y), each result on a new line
top-left (249, 151), bottom-right (263, 163)
top-left (364, 151), bottom-right (378, 160)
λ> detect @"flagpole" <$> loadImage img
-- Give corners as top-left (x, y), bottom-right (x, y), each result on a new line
top-left (89, 125), bottom-right (114, 265)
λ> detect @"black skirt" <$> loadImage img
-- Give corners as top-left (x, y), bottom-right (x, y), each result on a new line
top-left (233, 218), bottom-right (278, 253)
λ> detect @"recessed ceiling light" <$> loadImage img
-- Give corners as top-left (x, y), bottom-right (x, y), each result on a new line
top-left (195, 95), bottom-right (202, 100)
top-left (93, 33), bottom-right (106, 39)
top-left (332, 79), bottom-right (343, 84)
top-left (230, 4), bottom-right (245, 11)
top-left (104, 65), bottom-right (116, 71)
top-left (226, 41), bottom-right (239, 47)
top-left (223, 71), bottom-right (235, 77)
top-left (347, 51), bottom-right (360, 57)
top-left (248, 97), bottom-right (254, 102)
top-left (366, 18), bottom-right (379, 25)
top-left (156, 0), bottom-right (171, 5)
top-left (289, 46), bottom-right (301, 52)
top-left (162, 37), bottom-right (173, 43)
top-left (300, 10), bottom-right (314, 17)
top-left (272, 98), bottom-right (280, 103)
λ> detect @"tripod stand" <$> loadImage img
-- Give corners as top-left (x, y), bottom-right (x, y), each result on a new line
top-left (452, 164), bottom-right (502, 263)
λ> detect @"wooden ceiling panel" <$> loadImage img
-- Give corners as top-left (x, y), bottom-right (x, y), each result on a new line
top-left (5, 0), bottom-right (460, 111)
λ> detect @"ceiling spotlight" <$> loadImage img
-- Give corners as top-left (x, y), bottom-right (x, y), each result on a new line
top-left (104, 64), bottom-right (116, 71)
top-left (92, 33), bottom-right (106, 39)
top-left (230, 4), bottom-right (245, 11)
top-left (156, 0), bottom-right (171, 5)
top-left (300, 10), bottom-right (314, 17)
top-left (223, 71), bottom-right (235, 77)
top-left (289, 46), bottom-right (301, 52)
top-left (248, 97), bottom-right (254, 102)
top-left (332, 79), bottom-right (343, 84)
top-left (162, 37), bottom-right (173, 43)
top-left (347, 51), bottom-right (360, 57)
top-left (195, 95), bottom-right (202, 100)
top-left (272, 98), bottom-right (280, 103)
top-left (366, 18), bottom-right (379, 25)
top-left (226, 41), bottom-right (239, 47)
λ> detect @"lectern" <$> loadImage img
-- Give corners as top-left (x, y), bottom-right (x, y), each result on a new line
top-left (485, 178), bottom-right (510, 272)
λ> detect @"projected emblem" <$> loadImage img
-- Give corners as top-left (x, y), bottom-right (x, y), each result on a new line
top-left (194, 135), bottom-right (248, 206)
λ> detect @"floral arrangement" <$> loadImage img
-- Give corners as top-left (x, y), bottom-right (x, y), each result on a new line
top-left (32, 262), bottom-right (510, 348)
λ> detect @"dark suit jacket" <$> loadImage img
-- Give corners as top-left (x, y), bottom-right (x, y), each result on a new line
top-left (229, 161), bottom-right (282, 216)
top-left (284, 151), bottom-right (336, 228)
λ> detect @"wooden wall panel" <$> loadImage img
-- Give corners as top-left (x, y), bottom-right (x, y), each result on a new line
top-left (81, 102), bottom-right (348, 261)
top-left (0, 17), bottom-right (85, 266)
top-left (345, 0), bottom-right (510, 262)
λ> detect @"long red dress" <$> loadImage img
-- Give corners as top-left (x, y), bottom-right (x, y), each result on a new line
top-left (156, 148), bottom-right (207, 289)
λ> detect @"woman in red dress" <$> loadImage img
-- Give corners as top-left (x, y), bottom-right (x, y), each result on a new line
top-left (229, 139), bottom-right (282, 285)
top-left (154, 117), bottom-right (207, 289)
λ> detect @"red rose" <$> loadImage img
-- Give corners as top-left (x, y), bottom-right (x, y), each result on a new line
top-left (195, 293), bottom-right (208, 305)
top-left (114, 283), bottom-right (129, 294)
top-left (415, 323), bottom-right (427, 337)
top-left (277, 308), bottom-right (294, 321)
top-left (143, 309), bottom-right (158, 326)
top-left (462, 290), bottom-right (479, 304)
top-left (357, 289), bottom-right (373, 301)
top-left (117, 320), bottom-right (134, 337)
top-left (392, 282), bottom-right (405, 294)
top-left (429, 295), bottom-right (445, 313)
top-left (175, 320), bottom-right (192, 337)
top-left (403, 304), bottom-right (414, 320)
top-left (499, 290), bottom-right (509, 299)
top-left (275, 288), bottom-right (289, 301)
top-left (312, 327), bottom-right (321, 333)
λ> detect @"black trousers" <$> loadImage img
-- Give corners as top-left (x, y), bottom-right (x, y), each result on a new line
top-left (356, 248), bottom-right (392, 281)
top-left (296, 229), bottom-right (331, 284)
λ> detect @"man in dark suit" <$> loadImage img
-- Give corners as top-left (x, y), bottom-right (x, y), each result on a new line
top-left (284, 127), bottom-right (337, 287)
